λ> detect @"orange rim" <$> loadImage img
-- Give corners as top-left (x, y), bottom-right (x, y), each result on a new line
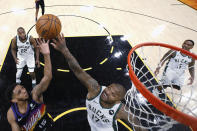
top-left (127, 42), bottom-right (197, 130)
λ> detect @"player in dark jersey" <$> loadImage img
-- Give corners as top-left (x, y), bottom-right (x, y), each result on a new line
top-left (35, 0), bottom-right (45, 21)
top-left (7, 38), bottom-right (53, 131)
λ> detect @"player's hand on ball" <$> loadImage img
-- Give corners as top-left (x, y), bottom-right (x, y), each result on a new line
top-left (36, 38), bottom-right (50, 55)
top-left (51, 33), bottom-right (67, 53)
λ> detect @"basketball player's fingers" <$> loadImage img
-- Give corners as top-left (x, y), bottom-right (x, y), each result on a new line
top-left (61, 33), bottom-right (64, 40)
top-left (52, 39), bottom-right (58, 44)
top-left (35, 38), bottom-right (39, 45)
top-left (50, 43), bottom-right (56, 48)
top-left (46, 40), bottom-right (49, 44)
top-left (57, 34), bottom-right (61, 41)
top-left (41, 38), bottom-right (46, 43)
top-left (37, 38), bottom-right (42, 45)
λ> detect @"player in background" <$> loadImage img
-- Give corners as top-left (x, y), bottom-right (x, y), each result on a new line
top-left (35, 0), bottom-right (45, 21)
top-left (154, 40), bottom-right (195, 90)
top-left (11, 27), bottom-right (40, 88)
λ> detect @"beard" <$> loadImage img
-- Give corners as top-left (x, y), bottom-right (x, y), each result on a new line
top-left (19, 36), bottom-right (26, 41)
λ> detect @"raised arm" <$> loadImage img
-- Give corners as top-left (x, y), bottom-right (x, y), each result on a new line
top-left (51, 34), bottom-right (100, 98)
top-left (32, 39), bottom-right (52, 103)
top-left (116, 104), bottom-right (147, 131)
top-left (154, 50), bottom-right (175, 76)
top-left (11, 37), bottom-right (19, 64)
top-left (188, 58), bottom-right (195, 85)
top-left (7, 108), bottom-right (21, 131)
top-left (30, 36), bottom-right (40, 68)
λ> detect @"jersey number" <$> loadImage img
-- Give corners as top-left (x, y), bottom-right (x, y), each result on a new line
top-left (21, 48), bottom-right (27, 54)
top-left (92, 114), bottom-right (100, 122)
top-left (178, 64), bottom-right (182, 69)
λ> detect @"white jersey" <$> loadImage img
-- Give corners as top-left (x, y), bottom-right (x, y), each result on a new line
top-left (86, 86), bottom-right (122, 131)
top-left (166, 51), bottom-right (192, 74)
top-left (16, 35), bottom-right (34, 57)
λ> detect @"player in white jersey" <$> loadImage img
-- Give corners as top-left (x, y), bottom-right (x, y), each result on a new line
top-left (154, 40), bottom-right (195, 90)
top-left (7, 38), bottom-right (52, 131)
top-left (51, 34), bottom-right (146, 131)
top-left (11, 27), bottom-right (40, 88)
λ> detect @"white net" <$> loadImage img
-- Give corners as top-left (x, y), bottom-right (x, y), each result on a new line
top-left (124, 43), bottom-right (197, 131)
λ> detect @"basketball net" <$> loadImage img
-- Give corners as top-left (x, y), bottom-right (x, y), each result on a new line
top-left (125, 43), bottom-right (197, 131)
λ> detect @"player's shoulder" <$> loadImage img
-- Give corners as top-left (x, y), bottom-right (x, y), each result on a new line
top-left (11, 36), bottom-right (17, 42)
top-left (115, 103), bottom-right (125, 119)
top-left (29, 35), bottom-right (36, 43)
top-left (7, 107), bottom-right (12, 114)
top-left (167, 49), bottom-right (176, 57)
top-left (7, 107), bottom-right (15, 120)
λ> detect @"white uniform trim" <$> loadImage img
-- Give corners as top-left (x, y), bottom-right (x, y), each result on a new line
top-left (86, 86), bottom-right (122, 131)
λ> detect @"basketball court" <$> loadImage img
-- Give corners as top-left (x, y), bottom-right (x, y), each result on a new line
top-left (0, 0), bottom-right (197, 130)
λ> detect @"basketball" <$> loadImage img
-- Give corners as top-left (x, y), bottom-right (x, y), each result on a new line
top-left (36, 14), bottom-right (62, 39)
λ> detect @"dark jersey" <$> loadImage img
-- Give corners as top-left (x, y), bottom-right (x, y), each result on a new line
top-left (11, 99), bottom-right (53, 131)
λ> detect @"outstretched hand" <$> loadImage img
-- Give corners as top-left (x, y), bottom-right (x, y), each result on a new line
top-left (51, 33), bottom-right (67, 53)
top-left (36, 38), bottom-right (50, 55)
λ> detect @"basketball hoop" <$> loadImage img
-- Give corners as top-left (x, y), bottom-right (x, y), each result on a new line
top-left (127, 43), bottom-right (197, 131)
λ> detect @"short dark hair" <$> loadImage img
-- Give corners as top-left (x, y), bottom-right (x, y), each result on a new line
top-left (185, 40), bottom-right (194, 46)
top-left (5, 83), bottom-right (18, 101)
top-left (114, 83), bottom-right (126, 100)
top-left (17, 27), bottom-right (25, 32)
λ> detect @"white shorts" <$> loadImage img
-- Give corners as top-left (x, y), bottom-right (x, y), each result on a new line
top-left (17, 55), bottom-right (35, 72)
top-left (161, 68), bottom-right (185, 87)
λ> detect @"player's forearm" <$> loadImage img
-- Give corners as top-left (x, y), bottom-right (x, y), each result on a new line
top-left (158, 55), bottom-right (168, 67)
top-left (43, 54), bottom-right (52, 80)
top-left (35, 47), bottom-right (40, 61)
top-left (158, 51), bottom-right (173, 67)
top-left (62, 48), bottom-right (82, 73)
top-left (189, 67), bottom-right (195, 79)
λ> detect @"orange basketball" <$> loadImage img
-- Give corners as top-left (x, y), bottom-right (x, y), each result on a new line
top-left (36, 14), bottom-right (62, 39)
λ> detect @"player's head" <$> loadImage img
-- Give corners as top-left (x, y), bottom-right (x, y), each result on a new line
top-left (17, 27), bottom-right (26, 40)
top-left (6, 83), bottom-right (29, 103)
top-left (182, 40), bottom-right (194, 51)
top-left (101, 83), bottom-right (126, 104)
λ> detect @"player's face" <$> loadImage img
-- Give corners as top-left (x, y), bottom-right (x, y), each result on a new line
top-left (17, 29), bottom-right (26, 40)
top-left (182, 41), bottom-right (194, 51)
top-left (101, 84), bottom-right (121, 104)
top-left (12, 85), bottom-right (29, 101)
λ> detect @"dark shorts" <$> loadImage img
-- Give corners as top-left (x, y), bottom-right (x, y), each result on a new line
top-left (35, 0), bottom-right (45, 9)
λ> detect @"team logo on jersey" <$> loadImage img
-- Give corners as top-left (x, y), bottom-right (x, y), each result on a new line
top-left (109, 110), bottom-right (114, 115)
top-left (18, 117), bottom-right (22, 121)
top-left (30, 103), bottom-right (36, 109)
